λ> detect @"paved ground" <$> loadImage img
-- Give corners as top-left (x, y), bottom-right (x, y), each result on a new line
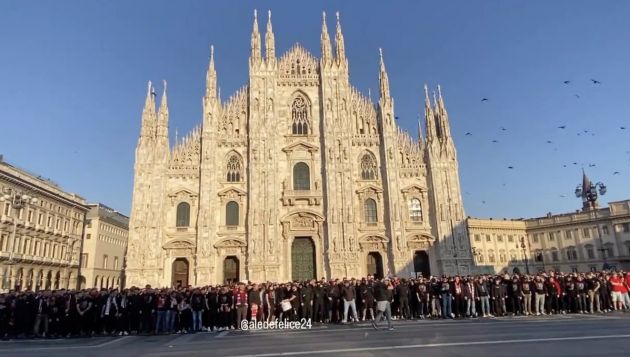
top-left (1, 313), bottom-right (630, 357)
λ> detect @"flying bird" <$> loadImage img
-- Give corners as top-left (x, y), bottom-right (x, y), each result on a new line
top-left (560, 195), bottom-right (566, 198)
top-left (481, 98), bottom-right (489, 102)
top-left (500, 127), bottom-right (507, 131)
top-left (465, 132), bottom-right (472, 136)
top-left (589, 164), bottom-right (596, 167)
top-left (492, 140), bottom-right (499, 143)
top-left (546, 140), bottom-right (553, 144)
top-left (563, 165), bottom-right (567, 168)
top-left (575, 94), bottom-right (580, 99)
top-left (572, 162), bottom-right (578, 165)
top-left (481, 200), bottom-right (486, 204)
top-left (558, 126), bottom-right (566, 129)
top-left (507, 166), bottom-right (514, 169)
top-left (563, 80), bottom-right (571, 85)
top-left (591, 79), bottom-right (601, 84)
top-left (613, 171), bottom-right (620, 175)
top-left (621, 126), bottom-right (627, 130)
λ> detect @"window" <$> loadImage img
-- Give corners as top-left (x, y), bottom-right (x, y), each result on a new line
top-left (226, 154), bottom-right (242, 182)
top-left (360, 153), bottom-right (378, 180)
top-left (226, 201), bottom-right (239, 226)
top-left (548, 232), bottom-right (555, 241)
top-left (621, 223), bottom-right (630, 233)
top-left (602, 225), bottom-right (609, 235)
top-left (586, 245), bottom-right (595, 259)
top-left (47, 216), bottom-right (52, 227)
top-left (509, 251), bottom-right (517, 261)
top-left (565, 230), bottom-right (572, 240)
top-left (56, 218), bottom-right (60, 229)
top-left (474, 234), bottom-right (481, 242)
top-left (3, 203), bottom-right (10, 216)
top-left (408, 198), bottom-right (422, 222)
top-left (488, 251), bottom-right (496, 263)
top-left (478, 254), bottom-right (484, 263)
top-left (508, 235), bottom-right (514, 243)
top-left (364, 198), bottom-right (377, 224)
top-left (604, 243), bottom-right (615, 258)
top-left (532, 234), bottom-right (539, 243)
top-left (534, 251), bottom-right (544, 262)
top-left (583, 228), bottom-right (591, 238)
top-left (86, 234), bottom-right (91, 240)
top-left (81, 253), bottom-right (88, 268)
top-left (293, 162), bottom-right (310, 190)
top-left (114, 257), bottom-right (119, 270)
top-left (176, 202), bottom-right (191, 227)
top-left (497, 235), bottom-right (504, 243)
top-left (486, 235), bottom-right (491, 242)
top-left (103, 255), bottom-right (108, 269)
top-left (566, 248), bottom-right (578, 261)
top-left (291, 95), bottom-right (310, 135)
top-left (38, 213), bottom-right (43, 225)
top-left (27, 210), bottom-right (33, 222)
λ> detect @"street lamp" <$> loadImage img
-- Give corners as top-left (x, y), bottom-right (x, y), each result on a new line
top-left (517, 236), bottom-right (530, 274)
top-left (575, 170), bottom-right (606, 211)
top-left (0, 188), bottom-right (38, 291)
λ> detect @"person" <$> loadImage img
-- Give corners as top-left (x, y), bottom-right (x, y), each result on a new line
top-left (586, 273), bottom-right (601, 314)
top-left (396, 279), bottom-right (411, 320)
top-left (33, 291), bottom-right (49, 338)
top-left (440, 276), bottom-right (453, 319)
top-left (476, 276), bottom-right (490, 317)
top-left (190, 288), bottom-right (205, 332)
top-left (609, 272), bottom-right (625, 310)
top-left (300, 281), bottom-right (313, 321)
top-left (533, 275), bottom-right (547, 316)
top-left (233, 284), bottom-right (248, 328)
top-left (416, 278), bottom-right (429, 319)
top-left (341, 280), bottom-right (358, 323)
top-left (371, 278), bottom-right (394, 331)
top-left (463, 277), bottom-right (477, 318)
top-left (177, 295), bottom-right (191, 334)
top-left (520, 276), bottom-right (532, 315)
top-left (490, 278), bottom-right (506, 317)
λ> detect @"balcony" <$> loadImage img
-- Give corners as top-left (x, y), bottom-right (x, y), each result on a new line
top-left (282, 189), bottom-right (322, 206)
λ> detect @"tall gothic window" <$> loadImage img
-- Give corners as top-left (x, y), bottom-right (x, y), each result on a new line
top-left (408, 198), bottom-right (422, 222)
top-left (226, 154), bottom-right (242, 182)
top-left (176, 202), bottom-right (190, 227)
top-left (364, 198), bottom-right (377, 225)
top-left (293, 162), bottom-right (310, 190)
top-left (291, 95), bottom-right (309, 135)
top-left (226, 201), bottom-right (239, 226)
top-left (360, 153), bottom-right (378, 180)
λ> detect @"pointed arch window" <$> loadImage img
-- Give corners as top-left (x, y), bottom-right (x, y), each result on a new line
top-left (226, 201), bottom-right (239, 226)
top-left (293, 162), bottom-right (310, 190)
top-left (364, 198), bottom-right (377, 225)
top-left (226, 154), bottom-right (242, 182)
top-left (408, 198), bottom-right (422, 222)
top-left (360, 153), bottom-right (378, 180)
top-left (176, 202), bottom-right (190, 227)
top-left (291, 95), bottom-right (310, 135)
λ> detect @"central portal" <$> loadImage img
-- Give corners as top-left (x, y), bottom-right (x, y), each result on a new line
top-left (291, 237), bottom-right (316, 281)
top-left (223, 256), bottom-right (240, 284)
top-left (367, 252), bottom-right (384, 279)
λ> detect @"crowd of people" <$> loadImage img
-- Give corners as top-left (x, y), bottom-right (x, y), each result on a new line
top-left (0, 270), bottom-right (629, 338)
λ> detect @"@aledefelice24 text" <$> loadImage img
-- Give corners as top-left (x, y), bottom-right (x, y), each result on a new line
top-left (241, 319), bottom-right (313, 330)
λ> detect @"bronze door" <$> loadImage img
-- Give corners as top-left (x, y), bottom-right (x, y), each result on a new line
top-left (172, 258), bottom-right (189, 287)
top-left (413, 250), bottom-right (431, 278)
top-left (223, 256), bottom-right (240, 284)
top-left (291, 237), bottom-right (315, 281)
top-left (367, 252), bottom-right (384, 279)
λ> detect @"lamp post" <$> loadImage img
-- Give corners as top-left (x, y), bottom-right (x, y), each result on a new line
top-left (575, 171), bottom-right (606, 211)
top-left (518, 236), bottom-right (530, 274)
top-left (0, 188), bottom-right (38, 291)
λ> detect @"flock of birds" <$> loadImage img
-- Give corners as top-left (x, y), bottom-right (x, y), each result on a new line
top-left (461, 78), bottom-right (628, 205)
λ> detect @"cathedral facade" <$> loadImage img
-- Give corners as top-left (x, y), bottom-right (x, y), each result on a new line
top-left (126, 11), bottom-right (472, 288)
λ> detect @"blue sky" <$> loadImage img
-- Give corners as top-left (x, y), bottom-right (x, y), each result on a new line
top-left (1, 0), bottom-right (629, 218)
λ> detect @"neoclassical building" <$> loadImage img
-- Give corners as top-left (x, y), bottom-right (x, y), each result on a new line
top-left (0, 157), bottom-right (88, 292)
top-left (81, 203), bottom-right (129, 290)
top-left (126, 11), bottom-right (471, 288)
top-left (467, 172), bottom-right (630, 274)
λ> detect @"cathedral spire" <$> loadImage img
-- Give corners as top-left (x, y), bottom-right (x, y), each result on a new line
top-left (335, 11), bottom-right (347, 66)
top-left (424, 84), bottom-right (437, 142)
top-left (435, 85), bottom-right (452, 140)
top-left (378, 48), bottom-right (391, 101)
top-left (250, 9), bottom-right (262, 66)
top-left (140, 80), bottom-right (156, 139)
top-left (205, 45), bottom-right (217, 100)
top-left (156, 80), bottom-right (169, 139)
top-left (320, 11), bottom-right (332, 66)
top-left (265, 10), bottom-right (275, 63)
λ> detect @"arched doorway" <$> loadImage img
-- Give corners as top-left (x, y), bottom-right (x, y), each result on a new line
top-left (291, 237), bottom-right (316, 281)
top-left (223, 256), bottom-right (240, 284)
top-left (45, 271), bottom-right (52, 290)
top-left (413, 250), bottom-right (431, 278)
top-left (367, 252), bottom-right (384, 279)
top-left (54, 271), bottom-right (60, 289)
top-left (171, 258), bottom-right (189, 288)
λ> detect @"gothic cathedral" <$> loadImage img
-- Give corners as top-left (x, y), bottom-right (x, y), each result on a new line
top-left (126, 11), bottom-right (471, 288)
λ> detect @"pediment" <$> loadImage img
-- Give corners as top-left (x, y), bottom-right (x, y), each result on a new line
top-left (214, 237), bottom-right (247, 249)
top-left (163, 239), bottom-right (195, 250)
top-left (407, 234), bottom-right (435, 242)
top-left (280, 210), bottom-right (325, 223)
top-left (168, 187), bottom-right (198, 198)
top-left (358, 234), bottom-right (390, 243)
top-left (217, 187), bottom-right (247, 197)
top-left (282, 141), bottom-right (319, 153)
top-left (355, 184), bottom-right (383, 194)
top-left (401, 184), bottom-right (427, 195)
